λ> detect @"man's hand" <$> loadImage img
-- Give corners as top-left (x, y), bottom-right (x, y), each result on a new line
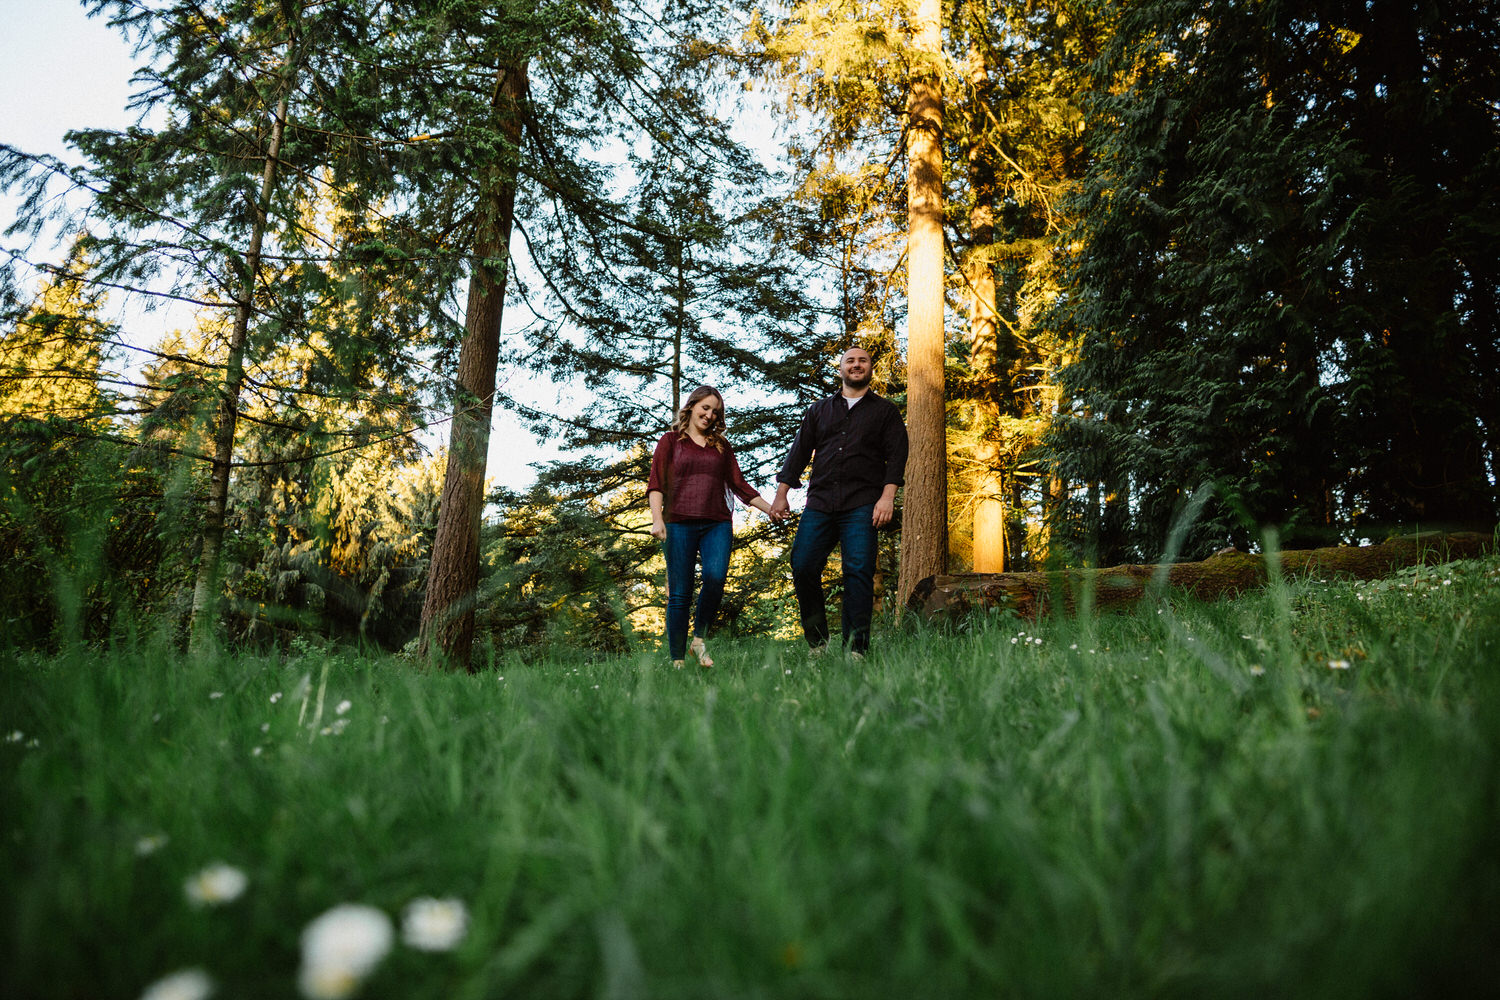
top-left (769, 496), bottom-right (791, 522)
top-left (871, 496), bottom-right (894, 528)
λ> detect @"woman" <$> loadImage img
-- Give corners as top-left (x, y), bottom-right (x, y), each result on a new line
top-left (648, 385), bottom-right (781, 668)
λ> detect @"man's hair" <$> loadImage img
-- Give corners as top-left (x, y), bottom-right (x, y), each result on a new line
top-left (671, 385), bottom-right (727, 452)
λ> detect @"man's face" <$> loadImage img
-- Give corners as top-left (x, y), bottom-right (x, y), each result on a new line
top-left (840, 349), bottom-right (872, 390)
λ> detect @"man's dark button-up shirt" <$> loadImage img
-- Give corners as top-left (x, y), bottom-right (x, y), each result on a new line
top-left (777, 392), bottom-right (908, 512)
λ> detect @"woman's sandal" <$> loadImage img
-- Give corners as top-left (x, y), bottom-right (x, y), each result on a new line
top-left (688, 636), bottom-right (714, 669)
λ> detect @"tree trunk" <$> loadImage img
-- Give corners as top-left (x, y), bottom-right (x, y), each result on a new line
top-left (420, 61), bottom-right (529, 669)
top-left (908, 532), bottom-right (1497, 622)
top-left (965, 21), bottom-right (1004, 573)
top-left (898, 0), bottom-right (948, 604)
top-left (671, 237), bottom-right (684, 412)
top-left (189, 88), bottom-right (291, 649)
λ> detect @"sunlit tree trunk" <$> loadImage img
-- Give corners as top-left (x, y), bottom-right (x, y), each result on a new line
top-left (189, 87), bottom-right (291, 649)
top-left (897, 0), bottom-right (948, 603)
top-left (965, 23), bottom-right (1005, 573)
top-left (420, 61), bottom-right (528, 669)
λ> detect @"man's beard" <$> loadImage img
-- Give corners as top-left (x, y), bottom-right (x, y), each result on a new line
top-left (842, 371), bottom-right (871, 390)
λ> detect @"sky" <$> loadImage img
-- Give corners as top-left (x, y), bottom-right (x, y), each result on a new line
top-left (1, 0), bottom-right (563, 492)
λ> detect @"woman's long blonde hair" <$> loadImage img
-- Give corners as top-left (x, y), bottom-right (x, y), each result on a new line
top-left (671, 385), bottom-right (727, 452)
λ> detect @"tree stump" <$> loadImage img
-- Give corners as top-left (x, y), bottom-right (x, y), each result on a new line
top-left (907, 531), bottom-right (1497, 623)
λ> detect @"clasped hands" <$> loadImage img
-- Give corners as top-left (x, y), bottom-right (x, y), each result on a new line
top-left (765, 497), bottom-right (892, 527)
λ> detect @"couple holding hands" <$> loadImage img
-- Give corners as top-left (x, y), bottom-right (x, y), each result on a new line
top-left (647, 347), bottom-right (909, 668)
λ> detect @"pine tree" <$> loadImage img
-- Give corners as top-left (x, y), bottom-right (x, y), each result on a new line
top-left (0, 0), bottom-right (441, 645)
top-left (1050, 0), bottom-right (1498, 557)
top-left (949, 0), bottom-right (1103, 570)
top-left (0, 252), bottom-right (122, 646)
top-left (0, 247), bottom-right (116, 423)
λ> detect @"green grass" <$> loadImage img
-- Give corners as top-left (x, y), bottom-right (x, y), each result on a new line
top-left (4, 558), bottom-right (1500, 999)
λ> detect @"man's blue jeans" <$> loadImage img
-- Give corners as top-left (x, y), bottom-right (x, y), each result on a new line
top-left (663, 519), bottom-right (732, 660)
top-left (790, 504), bottom-right (876, 654)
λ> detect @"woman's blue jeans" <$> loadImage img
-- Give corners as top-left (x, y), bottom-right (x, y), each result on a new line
top-left (789, 504), bottom-right (876, 654)
top-left (663, 519), bottom-right (732, 660)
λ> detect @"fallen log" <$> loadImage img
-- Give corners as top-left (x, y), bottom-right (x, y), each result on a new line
top-left (907, 531), bottom-right (1497, 623)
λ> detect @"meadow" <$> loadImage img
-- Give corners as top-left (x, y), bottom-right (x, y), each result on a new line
top-left (4, 557), bottom-right (1499, 1000)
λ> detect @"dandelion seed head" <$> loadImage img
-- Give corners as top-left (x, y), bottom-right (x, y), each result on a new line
top-left (270, 692), bottom-right (283, 703)
top-left (184, 863), bottom-right (247, 907)
top-left (335, 700), bottom-right (352, 716)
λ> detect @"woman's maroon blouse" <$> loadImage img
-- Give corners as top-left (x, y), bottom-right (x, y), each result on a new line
top-left (647, 432), bottom-right (759, 522)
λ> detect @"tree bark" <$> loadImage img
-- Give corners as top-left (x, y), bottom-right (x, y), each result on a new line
top-left (898, 0), bottom-right (948, 604)
top-left (420, 61), bottom-right (528, 669)
top-left (908, 532), bottom-right (1497, 622)
top-left (189, 87), bottom-right (291, 649)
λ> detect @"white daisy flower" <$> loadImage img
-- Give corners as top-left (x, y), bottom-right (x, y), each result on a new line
top-left (184, 863), bottom-right (247, 907)
top-left (139, 967), bottom-right (214, 1000)
top-left (297, 904), bottom-right (394, 1000)
top-left (401, 897), bottom-right (469, 952)
top-left (135, 834), bottom-right (169, 857)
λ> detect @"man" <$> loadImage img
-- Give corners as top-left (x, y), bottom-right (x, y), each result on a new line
top-left (770, 346), bottom-right (909, 657)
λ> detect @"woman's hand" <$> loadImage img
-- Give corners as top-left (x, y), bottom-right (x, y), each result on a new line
top-left (650, 518), bottom-right (667, 540)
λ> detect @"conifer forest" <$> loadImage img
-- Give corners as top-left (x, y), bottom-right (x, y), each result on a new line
top-left (3, 0), bottom-right (1497, 665)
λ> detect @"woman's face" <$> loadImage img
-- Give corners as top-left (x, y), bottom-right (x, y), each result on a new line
top-left (691, 396), bottom-right (721, 433)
